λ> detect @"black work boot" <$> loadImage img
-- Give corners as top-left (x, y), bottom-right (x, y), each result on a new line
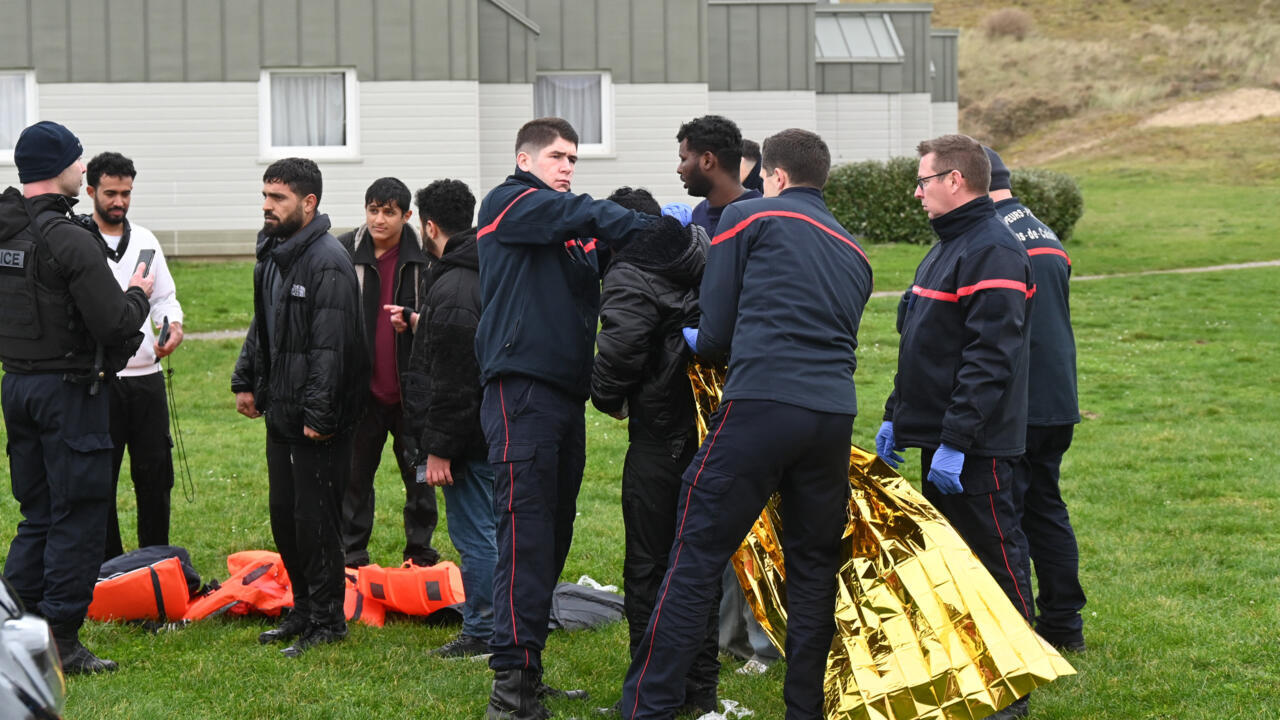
top-left (486, 669), bottom-right (552, 720)
top-left (51, 621), bottom-right (118, 675)
top-left (281, 621), bottom-right (348, 658)
top-left (535, 669), bottom-right (589, 701)
top-left (258, 611), bottom-right (310, 645)
top-left (989, 696), bottom-right (1030, 719)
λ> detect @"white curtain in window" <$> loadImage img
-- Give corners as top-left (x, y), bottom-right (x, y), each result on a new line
top-left (0, 74), bottom-right (27, 150)
top-left (535, 75), bottom-right (602, 144)
top-left (271, 73), bottom-right (345, 147)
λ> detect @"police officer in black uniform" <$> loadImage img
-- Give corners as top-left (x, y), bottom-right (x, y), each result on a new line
top-left (0, 121), bottom-right (154, 674)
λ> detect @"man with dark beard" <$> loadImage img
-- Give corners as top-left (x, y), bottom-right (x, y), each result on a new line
top-left (232, 158), bottom-right (368, 657)
top-left (676, 115), bottom-right (760, 237)
top-left (80, 151), bottom-right (185, 562)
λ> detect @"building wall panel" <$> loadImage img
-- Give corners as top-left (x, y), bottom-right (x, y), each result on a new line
top-left (708, 90), bottom-right (818, 146)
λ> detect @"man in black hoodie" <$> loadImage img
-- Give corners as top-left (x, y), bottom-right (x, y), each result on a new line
top-left (398, 179), bottom-right (496, 659)
top-left (0, 121), bottom-right (153, 675)
top-left (875, 134), bottom-right (1035, 720)
top-left (232, 158), bottom-right (368, 657)
top-left (475, 117), bottom-right (660, 719)
top-left (590, 187), bottom-right (717, 716)
top-left (337, 177), bottom-right (439, 569)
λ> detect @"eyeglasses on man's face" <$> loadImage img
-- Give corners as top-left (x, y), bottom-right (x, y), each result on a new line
top-left (916, 169), bottom-right (956, 190)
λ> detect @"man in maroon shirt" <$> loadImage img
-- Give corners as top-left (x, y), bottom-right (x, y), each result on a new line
top-left (337, 178), bottom-right (439, 568)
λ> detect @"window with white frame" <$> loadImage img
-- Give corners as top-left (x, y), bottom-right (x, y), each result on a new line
top-left (1, 71), bottom-right (38, 163)
top-left (259, 69), bottom-right (359, 161)
top-left (534, 72), bottom-right (613, 155)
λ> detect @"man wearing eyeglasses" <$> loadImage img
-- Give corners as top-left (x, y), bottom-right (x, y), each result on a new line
top-left (875, 134), bottom-right (1035, 719)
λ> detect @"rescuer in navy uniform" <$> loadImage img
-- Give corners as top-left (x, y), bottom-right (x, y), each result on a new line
top-left (876, 134), bottom-right (1035, 720)
top-left (0, 121), bottom-right (153, 674)
top-left (986, 147), bottom-right (1087, 655)
top-left (619, 128), bottom-right (874, 720)
top-left (475, 117), bottom-right (662, 720)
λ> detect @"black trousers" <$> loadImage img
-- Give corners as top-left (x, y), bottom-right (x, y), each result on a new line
top-left (621, 400), bottom-right (853, 720)
top-left (921, 448), bottom-right (1034, 623)
top-left (481, 376), bottom-right (585, 673)
top-left (341, 398), bottom-right (438, 567)
top-left (105, 372), bottom-right (174, 561)
top-left (621, 437), bottom-right (720, 702)
top-left (2, 373), bottom-right (113, 627)
top-left (267, 430), bottom-right (353, 627)
top-left (1014, 424), bottom-right (1085, 643)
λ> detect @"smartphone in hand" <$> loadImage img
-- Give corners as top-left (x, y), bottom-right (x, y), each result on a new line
top-left (157, 315), bottom-right (171, 347)
top-left (137, 248), bottom-right (156, 277)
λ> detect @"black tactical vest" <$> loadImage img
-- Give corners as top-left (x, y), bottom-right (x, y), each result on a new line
top-left (0, 202), bottom-right (93, 369)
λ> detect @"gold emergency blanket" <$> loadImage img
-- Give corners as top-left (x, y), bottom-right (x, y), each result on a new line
top-left (687, 363), bottom-right (1074, 720)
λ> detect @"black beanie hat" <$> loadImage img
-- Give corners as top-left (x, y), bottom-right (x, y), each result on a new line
top-left (15, 121), bottom-right (83, 184)
top-left (984, 146), bottom-right (1011, 192)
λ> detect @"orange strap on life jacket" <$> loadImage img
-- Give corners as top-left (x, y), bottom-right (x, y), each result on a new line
top-left (87, 556), bottom-right (191, 623)
top-left (356, 561), bottom-right (465, 616)
top-left (182, 554), bottom-right (293, 621)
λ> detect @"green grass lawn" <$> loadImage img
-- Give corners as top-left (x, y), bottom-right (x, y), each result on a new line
top-left (2, 172), bottom-right (1278, 718)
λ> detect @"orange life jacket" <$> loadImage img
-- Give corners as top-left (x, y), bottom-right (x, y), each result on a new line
top-left (87, 556), bottom-right (191, 622)
top-left (184, 551), bottom-right (385, 627)
top-left (356, 561), bottom-right (465, 616)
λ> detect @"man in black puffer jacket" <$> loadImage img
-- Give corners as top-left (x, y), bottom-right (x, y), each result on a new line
top-left (590, 187), bottom-right (716, 715)
top-left (399, 179), bottom-right (496, 660)
top-left (231, 158), bottom-right (368, 657)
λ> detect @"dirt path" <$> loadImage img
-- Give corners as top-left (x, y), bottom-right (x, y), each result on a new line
top-left (187, 260), bottom-right (1279, 339)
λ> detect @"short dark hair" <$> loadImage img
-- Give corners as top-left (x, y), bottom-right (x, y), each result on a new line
top-left (263, 157), bottom-right (323, 206)
top-left (415, 179), bottom-right (476, 236)
top-left (741, 139), bottom-right (761, 162)
top-left (515, 117), bottom-right (579, 155)
top-left (916, 134), bottom-right (991, 194)
top-left (607, 186), bottom-right (661, 216)
top-left (364, 177), bottom-right (411, 214)
top-left (676, 115), bottom-right (743, 175)
top-left (762, 129), bottom-right (832, 188)
top-left (86, 151), bottom-right (136, 188)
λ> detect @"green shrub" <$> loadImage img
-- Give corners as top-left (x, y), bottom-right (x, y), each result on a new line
top-left (824, 158), bottom-right (1085, 244)
top-left (1010, 167), bottom-right (1085, 242)
top-left (824, 156), bottom-right (933, 245)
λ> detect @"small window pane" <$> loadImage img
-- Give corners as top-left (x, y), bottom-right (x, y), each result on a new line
top-left (271, 72), bottom-right (346, 147)
top-left (1, 74), bottom-right (27, 150)
top-left (535, 75), bottom-right (602, 145)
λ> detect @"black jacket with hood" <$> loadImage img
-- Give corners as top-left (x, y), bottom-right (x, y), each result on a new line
top-left (591, 218), bottom-right (708, 457)
top-left (337, 223), bottom-right (428, 395)
top-left (401, 228), bottom-right (487, 463)
top-left (0, 189), bottom-right (147, 375)
top-left (231, 214), bottom-right (369, 441)
top-left (884, 196), bottom-right (1034, 457)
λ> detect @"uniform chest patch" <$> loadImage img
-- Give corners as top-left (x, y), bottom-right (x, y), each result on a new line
top-left (290, 284), bottom-right (306, 298)
top-left (0, 249), bottom-right (25, 269)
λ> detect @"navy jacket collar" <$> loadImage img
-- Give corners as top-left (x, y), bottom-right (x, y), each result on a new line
top-left (930, 195), bottom-right (996, 242)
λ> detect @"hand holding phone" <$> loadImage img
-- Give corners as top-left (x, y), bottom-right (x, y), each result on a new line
top-left (137, 248), bottom-right (156, 277)
top-left (157, 315), bottom-right (171, 347)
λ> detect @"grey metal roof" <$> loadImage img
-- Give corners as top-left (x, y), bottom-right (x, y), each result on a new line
top-left (814, 12), bottom-right (904, 62)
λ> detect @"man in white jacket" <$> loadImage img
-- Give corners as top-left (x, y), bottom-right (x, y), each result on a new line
top-left (83, 152), bottom-right (184, 561)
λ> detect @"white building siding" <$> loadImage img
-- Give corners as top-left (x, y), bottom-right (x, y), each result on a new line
top-left (817, 92), bottom-right (935, 164)
top-left (573, 84), bottom-right (709, 207)
top-left (707, 91), bottom-right (818, 145)
top-left (931, 101), bottom-right (959, 137)
top-left (0, 81), bottom-right (480, 255)
top-left (478, 84), bottom-right (534, 194)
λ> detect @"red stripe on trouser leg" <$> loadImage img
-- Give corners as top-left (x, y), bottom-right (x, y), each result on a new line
top-left (632, 401), bottom-right (734, 717)
top-left (497, 380), bottom-right (525, 664)
top-left (987, 459), bottom-right (1031, 619)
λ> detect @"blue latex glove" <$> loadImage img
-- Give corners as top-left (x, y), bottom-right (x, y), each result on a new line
top-left (662, 202), bottom-right (693, 227)
top-left (927, 443), bottom-right (965, 494)
top-left (681, 327), bottom-right (699, 354)
top-left (874, 421), bottom-right (905, 468)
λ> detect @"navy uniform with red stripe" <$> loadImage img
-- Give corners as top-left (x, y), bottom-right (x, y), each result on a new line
top-left (620, 186), bottom-right (873, 719)
top-left (474, 167), bottom-right (656, 679)
top-left (884, 194), bottom-right (1036, 622)
top-left (996, 196), bottom-right (1086, 648)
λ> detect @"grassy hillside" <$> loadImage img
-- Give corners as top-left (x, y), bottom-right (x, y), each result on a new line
top-left (845, 0), bottom-right (1280, 175)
